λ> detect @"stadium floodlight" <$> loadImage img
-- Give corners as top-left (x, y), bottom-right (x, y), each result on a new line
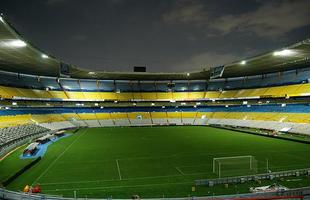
top-left (0, 16), bottom-right (4, 23)
top-left (162, 106), bottom-right (165, 108)
top-left (151, 103), bottom-right (155, 106)
top-left (240, 60), bottom-right (246, 65)
top-left (273, 49), bottom-right (295, 56)
top-left (186, 73), bottom-right (190, 76)
top-left (2, 39), bottom-right (27, 48)
top-left (41, 54), bottom-right (49, 58)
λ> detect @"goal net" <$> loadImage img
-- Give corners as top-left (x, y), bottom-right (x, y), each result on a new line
top-left (213, 155), bottom-right (258, 178)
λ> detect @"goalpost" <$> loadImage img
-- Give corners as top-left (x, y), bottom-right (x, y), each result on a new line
top-left (213, 155), bottom-right (258, 178)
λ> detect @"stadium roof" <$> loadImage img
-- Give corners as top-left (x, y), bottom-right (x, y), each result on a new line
top-left (0, 14), bottom-right (309, 80)
top-left (221, 39), bottom-right (310, 78)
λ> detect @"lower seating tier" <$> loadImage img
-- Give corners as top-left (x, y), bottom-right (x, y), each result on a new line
top-left (1, 82), bottom-right (310, 100)
top-left (0, 104), bottom-right (309, 135)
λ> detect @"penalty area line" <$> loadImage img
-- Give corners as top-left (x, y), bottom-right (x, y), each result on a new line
top-left (175, 167), bottom-right (186, 175)
top-left (44, 180), bottom-right (194, 192)
top-left (116, 159), bottom-right (122, 180)
top-left (32, 129), bottom-right (87, 185)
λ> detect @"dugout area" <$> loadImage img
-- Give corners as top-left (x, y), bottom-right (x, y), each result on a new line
top-left (0, 126), bottom-right (310, 198)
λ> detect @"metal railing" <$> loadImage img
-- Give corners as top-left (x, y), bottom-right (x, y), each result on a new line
top-left (195, 168), bottom-right (310, 186)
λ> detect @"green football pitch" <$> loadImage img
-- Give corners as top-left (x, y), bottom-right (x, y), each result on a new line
top-left (1, 126), bottom-right (310, 198)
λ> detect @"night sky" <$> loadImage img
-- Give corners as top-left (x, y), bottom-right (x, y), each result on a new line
top-left (1, 0), bottom-right (310, 72)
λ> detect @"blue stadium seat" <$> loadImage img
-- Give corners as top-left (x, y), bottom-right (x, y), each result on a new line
top-left (80, 80), bottom-right (98, 91)
top-left (155, 81), bottom-right (170, 92)
top-left (115, 80), bottom-right (132, 92)
top-left (131, 81), bottom-right (141, 92)
top-left (40, 77), bottom-right (61, 90)
top-left (19, 74), bottom-right (42, 89)
top-left (59, 79), bottom-right (81, 91)
top-left (189, 80), bottom-right (207, 91)
top-left (208, 79), bottom-right (224, 91)
top-left (98, 80), bottom-right (114, 92)
top-left (140, 81), bottom-right (156, 92)
top-left (173, 80), bottom-right (188, 92)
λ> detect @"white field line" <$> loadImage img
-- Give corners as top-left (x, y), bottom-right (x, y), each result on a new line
top-left (43, 180), bottom-right (193, 192)
top-left (0, 145), bottom-right (24, 162)
top-left (116, 159), bottom-right (122, 180)
top-left (40, 170), bottom-right (212, 186)
top-left (177, 163), bottom-right (212, 168)
top-left (115, 149), bottom-right (298, 162)
top-left (175, 167), bottom-right (185, 175)
top-left (54, 149), bottom-right (307, 165)
top-left (32, 129), bottom-right (86, 184)
top-left (40, 163), bottom-right (310, 187)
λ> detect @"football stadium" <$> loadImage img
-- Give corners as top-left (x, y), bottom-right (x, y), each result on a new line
top-left (0, 8), bottom-right (310, 200)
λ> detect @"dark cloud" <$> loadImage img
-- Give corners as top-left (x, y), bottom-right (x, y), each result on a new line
top-left (170, 51), bottom-right (241, 71)
top-left (1, 0), bottom-right (309, 72)
top-left (46, 0), bottom-right (69, 6)
top-left (163, 0), bottom-right (310, 37)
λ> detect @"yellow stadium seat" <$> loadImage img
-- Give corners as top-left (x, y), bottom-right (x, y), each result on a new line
top-left (110, 112), bottom-right (128, 119)
top-left (77, 113), bottom-right (97, 120)
top-left (156, 92), bottom-right (172, 100)
top-left (150, 112), bottom-right (167, 118)
top-left (100, 92), bottom-right (117, 100)
top-left (196, 112), bottom-right (213, 119)
top-left (95, 113), bottom-right (111, 120)
top-left (83, 92), bottom-right (101, 100)
top-left (205, 91), bottom-right (220, 98)
top-left (48, 91), bottom-right (68, 99)
top-left (32, 89), bottom-right (53, 98)
top-left (219, 90), bottom-right (238, 98)
top-left (65, 91), bottom-right (85, 99)
top-left (0, 86), bottom-right (11, 98)
top-left (116, 92), bottom-right (133, 100)
top-left (263, 86), bottom-right (286, 97)
top-left (17, 88), bottom-right (38, 98)
top-left (294, 83), bottom-right (310, 96)
top-left (0, 114), bottom-right (31, 127)
top-left (127, 112), bottom-right (151, 119)
top-left (167, 112), bottom-right (182, 118)
top-left (140, 92), bottom-right (157, 100)
top-left (181, 112), bottom-right (196, 118)
top-left (133, 92), bottom-right (142, 99)
top-left (62, 113), bottom-right (81, 121)
top-left (0, 86), bottom-right (24, 98)
top-left (172, 92), bottom-right (188, 100)
top-left (188, 92), bottom-right (205, 99)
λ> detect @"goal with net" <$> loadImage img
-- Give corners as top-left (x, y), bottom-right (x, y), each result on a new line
top-left (213, 155), bottom-right (258, 178)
